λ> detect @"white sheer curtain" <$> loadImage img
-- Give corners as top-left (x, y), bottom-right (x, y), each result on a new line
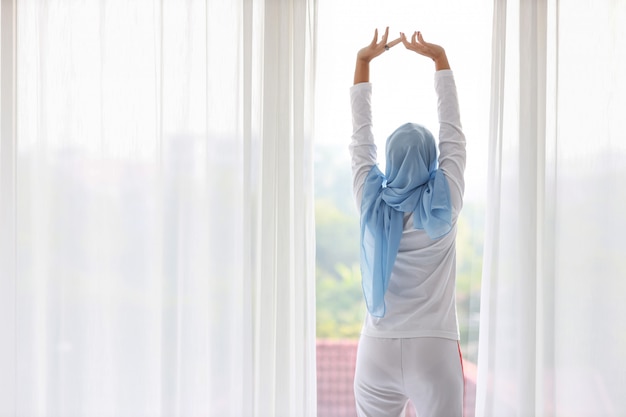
top-left (477, 0), bottom-right (626, 416)
top-left (0, 0), bottom-right (317, 416)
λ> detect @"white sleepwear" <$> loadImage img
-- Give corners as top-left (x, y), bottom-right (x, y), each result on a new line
top-left (350, 70), bottom-right (466, 416)
top-left (354, 336), bottom-right (464, 417)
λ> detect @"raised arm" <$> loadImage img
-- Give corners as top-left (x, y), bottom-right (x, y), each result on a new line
top-left (350, 28), bottom-right (401, 209)
top-left (400, 31), bottom-right (466, 217)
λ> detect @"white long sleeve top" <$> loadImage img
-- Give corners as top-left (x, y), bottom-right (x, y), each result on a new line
top-left (349, 70), bottom-right (466, 339)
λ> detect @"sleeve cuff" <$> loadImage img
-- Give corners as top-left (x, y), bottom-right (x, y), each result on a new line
top-left (434, 69), bottom-right (453, 80)
top-left (350, 82), bottom-right (372, 94)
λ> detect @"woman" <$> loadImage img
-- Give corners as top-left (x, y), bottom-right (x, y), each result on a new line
top-left (350, 27), bottom-right (466, 417)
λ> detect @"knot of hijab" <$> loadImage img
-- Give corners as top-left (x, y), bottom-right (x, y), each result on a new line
top-left (359, 123), bottom-right (452, 318)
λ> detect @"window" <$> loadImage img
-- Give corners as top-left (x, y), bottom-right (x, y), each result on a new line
top-left (314, 1), bottom-right (492, 415)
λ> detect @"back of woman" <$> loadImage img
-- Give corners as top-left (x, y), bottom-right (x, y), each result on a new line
top-left (349, 27), bottom-right (466, 417)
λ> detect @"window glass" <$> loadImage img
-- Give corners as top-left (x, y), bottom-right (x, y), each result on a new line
top-left (315, 1), bottom-right (491, 415)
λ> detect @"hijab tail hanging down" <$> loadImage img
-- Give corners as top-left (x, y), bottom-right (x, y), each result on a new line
top-left (359, 166), bottom-right (404, 318)
top-left (359, 123), bottom-right (452, 318)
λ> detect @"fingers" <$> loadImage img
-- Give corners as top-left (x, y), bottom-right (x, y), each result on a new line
top-left (400, 31), bottom-right (419, 52)
top-left (367, 28), bottom-right (425, 54)
top-left (399, 31), bottom-right (425, 44)
top-left (386, 37), bottom-right (402, 49)
top-left (400, 31), bottom-right (418, 47)
top-left (381, 26), bottom-right (390, 46)
top-left (400, 32), bottom-right (411, 48)
top-left (370, 28), bottom-right (378, 46)
top-left (417, 31), bottom-right (426, 45)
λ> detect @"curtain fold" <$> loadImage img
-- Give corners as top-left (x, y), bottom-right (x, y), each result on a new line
top-left (0, 0), bottom-right (317, 416)
top-left (477, 0), bottom-right (626, 416)
top-left (0, 0), bottom-right (18, 412)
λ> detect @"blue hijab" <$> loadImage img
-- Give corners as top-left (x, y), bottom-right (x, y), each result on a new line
top-left (360, 123), bottom-right (452, 318)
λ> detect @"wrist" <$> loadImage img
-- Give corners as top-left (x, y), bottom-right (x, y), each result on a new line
top-left (434, 55), bottom-right (450, 71)
top-left (354, 58), bottom-right (370, 84)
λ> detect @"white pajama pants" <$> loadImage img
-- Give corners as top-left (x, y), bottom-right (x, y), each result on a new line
top-left (354, 335), bottom-right (464, 417)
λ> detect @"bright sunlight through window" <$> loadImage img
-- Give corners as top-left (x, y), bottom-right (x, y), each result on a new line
top-left (314, 1), bottom-right (492, 415)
